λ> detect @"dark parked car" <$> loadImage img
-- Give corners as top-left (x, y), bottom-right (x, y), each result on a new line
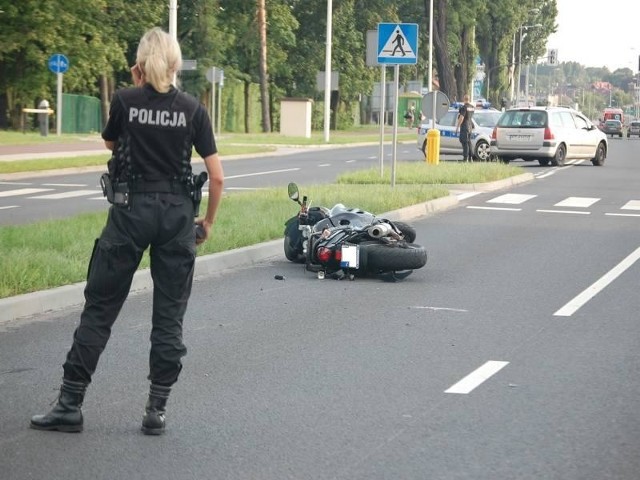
top-left (601, 119), bottom-right (623, 138)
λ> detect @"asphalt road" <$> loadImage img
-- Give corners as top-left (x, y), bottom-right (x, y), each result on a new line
top-left (1, 138), bottom-right (639, 479)
top-left (0, 142), bottom-right (423, 225)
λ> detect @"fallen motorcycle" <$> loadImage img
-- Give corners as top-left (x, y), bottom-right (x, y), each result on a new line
top-left (283, 183), bottom-right (427, 281)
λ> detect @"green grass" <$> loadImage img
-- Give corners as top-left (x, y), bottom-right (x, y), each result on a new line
top-left (0, 161), bottom-right (525, 299)
top-left (0, 131), bottom-right (101, 145)
top-left (337, 162), bottom-right (524, 185)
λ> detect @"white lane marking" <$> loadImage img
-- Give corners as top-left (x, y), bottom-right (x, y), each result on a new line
top-left (0, 205), bottom-right (19, 210)
top-left (0, 181), bottom-right (32, 186)
top-left (42, 183), bottom-right (87, 187)
top-left (467, 206), bottom-right (521, 211)
top-left (224, 168), bottom-right (299, 180)
top-left (0, 188), bottom-right (54, 198)
top-left (89, 196), bottom-right (107, 201)
top-left (456, 192), bottom-right (482, 200)
top-left (554, 197), bottom-right (599, 208)
top-left (346, 159), bottom-right (358, 163)
top-left (445, 361), bottom-right (509, 394)
top-left (621, 200), bottom-right (640, 210)
top-left (487, 193), bottom-right (536, 204)
top-left (554, 246), bottom-right (640, 317)
top-left (318, 163), bottom-right (331, 167)
top-left (366, 156), bottom-right (376, 160)
top-left (29, 190), bottom-right (100, 199)
top-left (536, 209), bottom-right (591, 215)
top-left (536, 170), bottom-right (558, 179)
top-left (409, 306), bottom-right (468, 312)
top-left (606, 213), bottom-right (640, 217)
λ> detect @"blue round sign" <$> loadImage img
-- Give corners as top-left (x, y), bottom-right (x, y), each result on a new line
top-left (48, 54), bottom-right (69, 74)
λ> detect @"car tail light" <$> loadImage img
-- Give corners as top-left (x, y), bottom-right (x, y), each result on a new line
top-left (317, 247), bottom-right (333, 263)
top-left (544, 127), bottom-right (555, 140)
top-left (491, 127), bottom-right (497, 140)
top-left (334, 248), bottom-right (342, 261)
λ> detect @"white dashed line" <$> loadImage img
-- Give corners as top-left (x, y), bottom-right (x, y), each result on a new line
top-left (445, 361), bottom-right (510, 394)
top-left (554, 246), bottom-right (640, 317)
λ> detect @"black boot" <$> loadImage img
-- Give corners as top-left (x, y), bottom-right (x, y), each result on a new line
top-left (30, 379), bottom-right (87, 432)
top-left (141, 384), bottom-right (171, 435)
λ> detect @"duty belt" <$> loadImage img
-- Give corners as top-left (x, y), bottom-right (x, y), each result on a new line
top-left (128, 180), bottom-right (189, 195)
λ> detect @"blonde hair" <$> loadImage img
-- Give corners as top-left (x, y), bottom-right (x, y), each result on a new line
top-left (135, 27), bottom-right (182, 93)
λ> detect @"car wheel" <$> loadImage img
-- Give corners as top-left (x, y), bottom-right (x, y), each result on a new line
top-left (421, 140), bottom-right (427, 158)
top-left (538, 158), bottom-right (550, 166)
top-left (619, 133), bottom-right (623, 138)
top-left (591, 142), bottom-right (606, 166)
top-left (473, 140), bottom-right (491, 161)
top-left (551, 144), bottom-right (566, 166)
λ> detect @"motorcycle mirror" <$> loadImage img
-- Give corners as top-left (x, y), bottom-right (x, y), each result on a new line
top-left (287, 182), bottom-right (299, 202)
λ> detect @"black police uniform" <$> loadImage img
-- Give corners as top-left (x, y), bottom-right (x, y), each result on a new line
top-left (458, 102), bottom-right (475, 161)
top-left (62, 84), bottom-right (216, 387)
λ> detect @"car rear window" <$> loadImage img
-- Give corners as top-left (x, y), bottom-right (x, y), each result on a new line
top-left (497, 110), bottom-right (547, 128)
top-left (475, 111), bottom-right (503, 128)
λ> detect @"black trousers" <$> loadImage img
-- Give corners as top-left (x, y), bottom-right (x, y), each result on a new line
top-left (459, 127), bottom-right (473, 160)
top-left (63, 192), bottom-right (196, 387)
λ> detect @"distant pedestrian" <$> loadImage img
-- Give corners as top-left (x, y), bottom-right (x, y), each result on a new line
top-left (404, 104), bottom-right (416, 128)
top-left (455, 94), bottom-right (475, 162)
top-left (30, 27), bottom-right (224, 436)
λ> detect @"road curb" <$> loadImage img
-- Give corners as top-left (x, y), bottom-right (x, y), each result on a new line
top-left (0, 173), bottom-right (534, 326)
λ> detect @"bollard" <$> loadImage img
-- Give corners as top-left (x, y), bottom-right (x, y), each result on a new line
top-left (38, 99), bottom-right (50, 136)
top-left (425, 128), bottom-right (440, 165)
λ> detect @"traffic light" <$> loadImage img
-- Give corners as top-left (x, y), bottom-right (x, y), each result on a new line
top-left (548, 49), bottom-right (558, 66)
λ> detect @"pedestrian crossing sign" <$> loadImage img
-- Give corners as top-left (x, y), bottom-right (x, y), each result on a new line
top-left (377, 23), bottom-right (418, 65)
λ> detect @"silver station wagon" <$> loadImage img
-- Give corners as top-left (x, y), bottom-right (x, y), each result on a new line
top-left (490, 107), bottom-right (608, 166)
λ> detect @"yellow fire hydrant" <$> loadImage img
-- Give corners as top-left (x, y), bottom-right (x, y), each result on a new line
top-left (425, 128), bottom-right (440, 165)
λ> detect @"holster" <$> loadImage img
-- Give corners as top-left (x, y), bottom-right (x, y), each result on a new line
top-left (99, 173), bottom-right (129, 207)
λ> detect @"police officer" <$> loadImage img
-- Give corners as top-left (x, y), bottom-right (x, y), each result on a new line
top-left (31, 27), bottom-right (224, 435)
top-left (455, 94), bottom-right (476, 162)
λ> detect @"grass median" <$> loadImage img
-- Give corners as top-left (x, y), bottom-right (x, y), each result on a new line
top-left (0, 162), bottom-right (522, 299)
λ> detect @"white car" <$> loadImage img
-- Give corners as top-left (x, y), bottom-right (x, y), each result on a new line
top-left (490, 107), bottom-right (608, 166)
top-left (417, 109), bottom-right (503, 161)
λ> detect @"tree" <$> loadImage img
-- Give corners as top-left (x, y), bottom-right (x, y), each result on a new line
top-left (257, 0), bottom-right (271, 132)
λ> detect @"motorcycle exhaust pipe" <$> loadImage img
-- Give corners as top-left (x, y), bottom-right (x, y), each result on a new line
top-left (367, 223), bottom-right (394, 238)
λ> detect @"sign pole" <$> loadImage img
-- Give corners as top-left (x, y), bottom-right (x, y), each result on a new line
top-left (391, 64), bottom-right (399, 188)
top-left (210, 67), bottom-right (216, 135)
top-left (378, 66), bottom-right (386, 177)
top-left (217, 78), bottom-right (222, 137)
top-left (56, 72), bottom-right (63, 136)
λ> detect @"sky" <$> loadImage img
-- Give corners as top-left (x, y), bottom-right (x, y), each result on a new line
top-left (546, 0), bottom-right (639, 72)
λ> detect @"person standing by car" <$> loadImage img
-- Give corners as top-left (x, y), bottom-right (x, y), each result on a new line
top-left (455, 94), bottom-right (475, 162)
top-left (30, 27), bottom-right (224, 436)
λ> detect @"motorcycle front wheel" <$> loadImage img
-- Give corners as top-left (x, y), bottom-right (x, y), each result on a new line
top-left (392, 221), bottom-right (417, 243)
top-left (361, 242), bottom-right (427, 273)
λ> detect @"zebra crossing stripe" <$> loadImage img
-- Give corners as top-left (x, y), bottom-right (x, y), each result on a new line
top-left (487, 193), bottom-right (536, 204)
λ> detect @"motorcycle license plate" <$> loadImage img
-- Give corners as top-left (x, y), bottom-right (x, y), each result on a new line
top-left (340, 245), bottom-right (359, 269)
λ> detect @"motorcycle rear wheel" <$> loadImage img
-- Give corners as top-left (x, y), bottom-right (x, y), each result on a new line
top-left (362, 242), bottom-right (427, 273)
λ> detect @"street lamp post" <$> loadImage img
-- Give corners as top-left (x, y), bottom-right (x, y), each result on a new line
top-left (516, 24), bottom-right (542, 106)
